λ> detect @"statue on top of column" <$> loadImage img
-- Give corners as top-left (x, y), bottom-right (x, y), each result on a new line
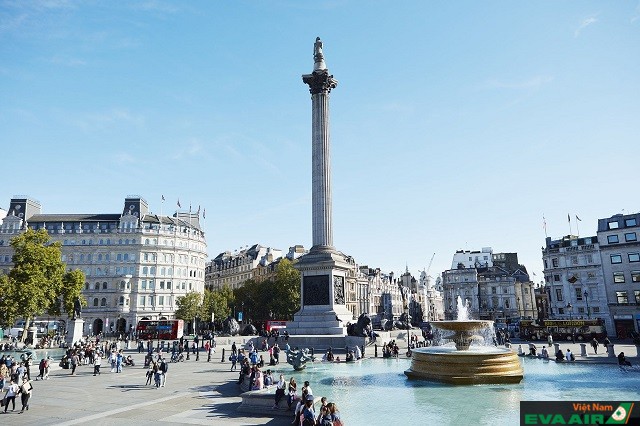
top-left (313, 37), bottom-right (327, 71)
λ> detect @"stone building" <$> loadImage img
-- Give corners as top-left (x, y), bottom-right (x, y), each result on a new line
top-left (205, 244), bottom-right (283, 291)
top-left (596, 213), bottom-right (640, 337)
top-left (0, 196), bottom-right (207, 336)
top-left (541, 234), bottom-right (612, 334)
top-left (443, 250), bottom-right (535, 323)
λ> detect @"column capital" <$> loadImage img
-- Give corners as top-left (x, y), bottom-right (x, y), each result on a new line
top-left (302, 69), bottom-right (338, 95)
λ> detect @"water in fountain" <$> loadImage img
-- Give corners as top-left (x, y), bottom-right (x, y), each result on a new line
top-left (456, 295), bottom-right (470, 321)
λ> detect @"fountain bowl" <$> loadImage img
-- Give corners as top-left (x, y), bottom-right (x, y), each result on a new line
top-left (405, 319), bottom-right (523, 384)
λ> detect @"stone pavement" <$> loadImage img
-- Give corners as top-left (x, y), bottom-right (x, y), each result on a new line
top-left (2, 344), bottom-right (290, 426)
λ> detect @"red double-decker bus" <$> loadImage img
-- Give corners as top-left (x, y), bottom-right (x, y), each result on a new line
top-left (265, 320), bottom-right (287, 332)
top-left (136, 319), bottom-right (184, 340)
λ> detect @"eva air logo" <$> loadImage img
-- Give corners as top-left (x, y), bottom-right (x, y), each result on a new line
top-left (606, 403), bottom-right (634, 424)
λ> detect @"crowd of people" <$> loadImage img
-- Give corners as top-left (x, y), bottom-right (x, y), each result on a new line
top-left (1, 353), bottom-right (34, 414)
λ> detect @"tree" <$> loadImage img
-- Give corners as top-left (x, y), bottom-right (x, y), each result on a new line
top-left (0, 229), bottom-right (85, 340)
top-left (270, 258), bottom-right (301, 320)
top-left (201, 289), bottom-right (231, 328)
top-left (175, 291), bottom-right (203, 334)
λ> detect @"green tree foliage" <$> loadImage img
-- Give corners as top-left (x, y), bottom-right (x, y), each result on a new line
top-left (231, 258), bottom-right (301, 323)
top-left (175, 291), bottom-right (203, 322)
top-left (0, 229), bottom-right (85, 336)
top-left (201, 288), bottom-right (232, 324)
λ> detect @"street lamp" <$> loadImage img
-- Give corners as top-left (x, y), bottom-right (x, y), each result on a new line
top-left (583, 290), bottom-right (590, 319)
top-left (566, 303), bottom-right (574, 343)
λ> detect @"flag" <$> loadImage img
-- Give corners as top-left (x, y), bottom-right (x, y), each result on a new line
top-left (177, 199), bottom-right (181, 208)
top-left (576, 215), bottom-right (582, 222)
top-left (532, 272), bottom-right (537, 277)
top-left (196, 205), bottom-right (201, 215)
top-left (568, 213), bottom-right (571, 222)
top-left (161, 195), bottom-right (165, 201)
top-left (203, 208), bottom-right (206, 219)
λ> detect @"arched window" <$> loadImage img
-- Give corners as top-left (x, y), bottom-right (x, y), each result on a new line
top-left (98, 254), bottom-right (102, 261)
top-left (95, 282), bottom-right (100, 290)
top-left (102, 282), bottom-right (108, 290)
top-left (117, 254), bottom-right (122, 261)
top-left (100, 298), bottom-right (107, 307)
top-left (118, 239), bottom-right (123, 245)
top-left (124, 253), bottom-right (129, 261)
top-left (125, 239), bottom-right (129, 245)
top-left (119, 296), bottom-right (124, 305)
top-left (85, 282), bottom-right (90, 290)
top-left (93, 298), bottom-right (98, 307)
top-left (120, 280), bottom-right (125, 290)
top-left (150, 267), bottom-right (156, 275)
top-left (145, 239), bottom-right (150, 245)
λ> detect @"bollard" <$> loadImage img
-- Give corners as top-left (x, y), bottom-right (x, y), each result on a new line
top-left (221, 348), bottom-right (226, 363)
top-left (553, 343), bottom-right (560, 355)
top-left (362, 345), bottom-right (365, 358)
top-left (196, 348), bottom-right (200, 361)
top-left (579, 343), bottom-right (587, 357)
top-left (207, 349), bottom-right (211, 362)
top-left (607, 344), bottom-right (616, 358)
top-left (311, 348), bottom-right (314, 358)
top-left (375, 344), bottom-right (378, 358)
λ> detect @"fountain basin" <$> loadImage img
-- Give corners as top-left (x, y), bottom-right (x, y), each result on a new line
top-left (405, 346), bottom-right (524, 385)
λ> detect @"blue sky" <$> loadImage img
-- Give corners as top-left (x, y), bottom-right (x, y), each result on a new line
top-left (1, 1), bottom-right (639, 281)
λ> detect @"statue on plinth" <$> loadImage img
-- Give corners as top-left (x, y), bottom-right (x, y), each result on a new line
top-left (72, 297), bottom-right (82, 320)
top-left (286, 347), bottom-right (316, 371)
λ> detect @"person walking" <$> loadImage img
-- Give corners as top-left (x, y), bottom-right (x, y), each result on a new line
top-left (2, 377), bottom-right (19, 413)
top-left (159, 358), bottom-right (168, 387)
top-left (18, 375), bottom-right (33, 413)
top-left (547, 334), bottom-right (553, 347)
top-left (590, 338), bottom-right (599, 354)
top-left (230, 352), bottom-right (238, 371)
top-left (93, 353), bottom-right (102, 376)
top-left (70, 352), bottom-right (79, 376)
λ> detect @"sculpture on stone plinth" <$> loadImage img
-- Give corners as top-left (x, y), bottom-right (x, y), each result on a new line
top-left (72, 297), bottom-right (82, 320)
top-left (347, 313), bottom-right (372, 337)
top-left (241, 324), bottom-right (257, 336)
top-left (222, 316), bottom-right (240, 336)
top-left (286, 347), bottom-right (316, 371)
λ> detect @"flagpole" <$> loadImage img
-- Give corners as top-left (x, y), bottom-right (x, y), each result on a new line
top-left (543, 214), bottom-right (548, 238)
top-left (568, 213), bottom-right (572, 236)
top-left (576, 217), bottom-right (580, 236)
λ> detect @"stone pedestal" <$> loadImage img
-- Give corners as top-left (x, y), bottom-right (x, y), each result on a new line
top-left (27, 326), bottom-right (38, 348)
top-left (67, 319), bottom-right (85, 346)
top-left (607, 344), bottom-right (616, 358)
top-left (287, 249), bottom-right (354, 337)
top-left (579, 343), bottom-right (587, 357)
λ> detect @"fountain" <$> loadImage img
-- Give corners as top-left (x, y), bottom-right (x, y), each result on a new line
top-left (405, 296), bottom-right (523, 384)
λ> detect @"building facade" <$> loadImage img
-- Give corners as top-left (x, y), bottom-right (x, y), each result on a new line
top-left (541, 234), bottom-right (612, 335)
top-left (0, 196), bottom-right (207, 336)
top-left (597, 213), bottom-right (640, 337)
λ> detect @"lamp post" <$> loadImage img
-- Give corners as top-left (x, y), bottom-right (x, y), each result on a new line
top-left (517, 296), bottom-right (521, 319)
top-left (566, 303), bottom-right (574, 343)
top-left (583, 290), bottom-right (590, 319)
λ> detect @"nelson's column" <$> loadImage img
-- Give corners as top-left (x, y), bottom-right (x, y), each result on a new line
top-left (287, 38), bottom-right (355, 343)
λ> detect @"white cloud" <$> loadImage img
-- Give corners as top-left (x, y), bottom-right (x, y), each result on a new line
top-left (574, 15), bottom-right (598, 37)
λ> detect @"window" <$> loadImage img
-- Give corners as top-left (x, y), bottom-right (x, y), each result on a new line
top-left (167, 281), bottom-right (172, 289)
top-left (93, 298), bottom-right (98, 307)
top-left (625, 232), bottom-right (637, 242)
top-left (593, 307), bottom-right (600, 313)
top-left (95, 282), bottom-right (100, 290)
top-left (571, 256), bottom-right (578, 265)
top-left (140, 296), bottom-right (146, 306)
top-left (613, 272), bottom-right (625, 283)
top-left (635, 290), bottom-right (640, 304)
top-left (552, 258), bottom-right (559, 267)
top-left (610, 254), bottom-right (623, 264)
top-left (586, 254), bottom-right (594, 263)
top-left (630, 253), bottom-right (640, 263)
top-left (616, 291), bottom-right (628, 304)
top-left (631, 271), bottom-right (640, 283)
top-left (577, 307), bottom-right (585, 314)
top-left (119, 296), bottom-right (124, 305)
top-left (555, 289), bottom-right (563, 302)
top-left (100, 298), bottom-right (107, 307)
top-left (544, 260), bottom-right (548, 269)
top-left (625, 218), bottom-right (637, 227)
top-left (608, 221), bottom-right (619, 230)
top-left (575, 288), bottom-right (583, 300)
top-left (492, 287), bottom-right (497, 294)
top-left (85, 283), bottom-right (89, 290)
top-left (158, 296), bottom-right (164, 305)
top-left (554, 274), bottom-right (560, 282)
top-left (607, 235), bottom-right (619, 244)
